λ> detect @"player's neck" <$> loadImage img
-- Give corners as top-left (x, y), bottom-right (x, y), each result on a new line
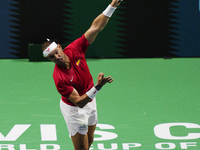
top-left (63, 55), bottom-right (71, 69)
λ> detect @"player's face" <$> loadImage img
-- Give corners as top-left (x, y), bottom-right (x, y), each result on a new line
top-left (47, 45), bottom-right (66, 65)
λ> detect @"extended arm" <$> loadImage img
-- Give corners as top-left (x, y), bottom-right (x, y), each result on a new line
top-left (84, 0), bottom-right (121, 45)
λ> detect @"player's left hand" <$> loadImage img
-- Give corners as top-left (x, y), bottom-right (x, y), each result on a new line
top-left (96, 72), bottom-right (113, 88)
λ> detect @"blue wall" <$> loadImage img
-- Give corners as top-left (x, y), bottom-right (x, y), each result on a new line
top-left (0, 0), bottom-right (19, 58)
top-left (0, 0), bottom-right (200, 59)
top-left (170, 0), bottom-right (200, 57)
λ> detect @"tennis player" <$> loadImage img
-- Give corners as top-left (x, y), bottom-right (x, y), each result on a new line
top-left (42, 0), bottom-right (121, 149)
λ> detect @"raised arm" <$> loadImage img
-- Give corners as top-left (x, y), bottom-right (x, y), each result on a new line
top-left (84, 0), bottom-right (121, 45)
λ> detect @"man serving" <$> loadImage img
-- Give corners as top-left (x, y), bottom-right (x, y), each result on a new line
top-left (42, 0), bottom-right (121, 149)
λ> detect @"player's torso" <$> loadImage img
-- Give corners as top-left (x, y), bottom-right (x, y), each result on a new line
top-left (61, 51), bottom-right (93, 95)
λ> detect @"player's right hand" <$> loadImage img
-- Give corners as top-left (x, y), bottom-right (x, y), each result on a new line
top-left (110, 0), bottom-right (122, 7)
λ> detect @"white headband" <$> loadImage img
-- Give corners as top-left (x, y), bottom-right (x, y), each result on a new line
top-left (43, 42), bottom-right (58, 57)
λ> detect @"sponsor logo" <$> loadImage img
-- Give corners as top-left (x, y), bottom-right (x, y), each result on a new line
top-left (0, 123), bottom-right (199, 149)
top-left (70, 76), bottom-right (73, 82)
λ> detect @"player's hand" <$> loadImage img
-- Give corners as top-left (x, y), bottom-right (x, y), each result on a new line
top-left (96, 72), bottom-right (113, 88)
top-left (110, 0), bottom-right (122, 7)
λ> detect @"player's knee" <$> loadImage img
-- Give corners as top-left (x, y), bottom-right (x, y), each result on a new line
top-left (80, 146), bottom-right (88, 150)
top-left (76, 143), bottom-right (88, 150)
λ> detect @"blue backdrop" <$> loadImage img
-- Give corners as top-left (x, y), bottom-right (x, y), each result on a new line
top-left (0, 0), bottom-right (200, 59)
top-left (169, 0), bottom-right (200, 57)
top-left (0, 0), bottom-right (19, 58)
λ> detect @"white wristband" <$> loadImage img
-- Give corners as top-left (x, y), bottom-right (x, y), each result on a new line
top-left (86, 86), bottom-right (99, 100)
top-left (103, 4), bottom-right (117, 18)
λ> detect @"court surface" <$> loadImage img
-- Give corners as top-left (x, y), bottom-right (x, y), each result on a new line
top-left (0, 58), bottom-right (200, 150)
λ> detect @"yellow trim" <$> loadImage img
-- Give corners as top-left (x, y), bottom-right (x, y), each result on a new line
top-left (76, 59), bottom-right (80, 66)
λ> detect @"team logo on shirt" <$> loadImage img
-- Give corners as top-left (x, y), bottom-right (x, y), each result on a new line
top-left (76, 59), bottom-right (81, 66)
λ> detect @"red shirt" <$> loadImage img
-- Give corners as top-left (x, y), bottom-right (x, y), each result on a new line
top-left (53, 35), bottom-right (94, 106)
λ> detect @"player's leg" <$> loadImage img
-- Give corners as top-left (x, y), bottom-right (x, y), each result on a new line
top-left (71, 132), bottom-right (89, 150)
top-left (71, 124), bottom-right (96, 150)
top-left (88, 124), bottom-right (96, 147)
top-left (87, 98), bottom-right (98, 148)
top-left (60, 100), bottom-right (89, 149)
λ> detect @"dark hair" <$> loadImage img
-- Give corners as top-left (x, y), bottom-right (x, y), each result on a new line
top-left (42, 40), bottom-right (54, 51)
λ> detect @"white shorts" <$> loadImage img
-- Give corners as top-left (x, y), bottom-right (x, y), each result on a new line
top-left (60, 98), bottom-right (98, 137)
